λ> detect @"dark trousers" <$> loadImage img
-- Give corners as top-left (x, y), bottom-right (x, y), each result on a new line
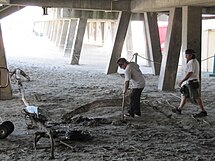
top-left (128, 88), bottom-right (143, 115)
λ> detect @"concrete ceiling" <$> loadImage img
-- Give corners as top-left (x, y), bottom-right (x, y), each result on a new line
top-left (0, 0), bottom-right (215, 18)
top-left (8, 0), bottom-right (131, 12)
top-left (131, 0), bottom-right (215, 12)
top-left (1, 0), bottom-right (214, 12)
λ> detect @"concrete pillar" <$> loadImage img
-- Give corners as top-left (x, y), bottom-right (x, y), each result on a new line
top-left (51, 20), bottom-right (60, 43)
top-left (41, 21), bottom-right (46, 36)
top-left (55, 20), bottom-right (63, 46)
top-left (144, 12), bottom-right (162, 75)
top-left (126, 23), bottom-right (133, 58)
top-left (95, 21), bottom-right (100, 45)
top-left (86, 22), bottom-right (90, 42)
top-left (106, 11), bottom-right (132, 74)
top-left (101, 22), bottom-right (105, 45)
top-left (58, 19), bottom-right (69, 51)
top-left (45, 21), bottom-right (50, 37)
top-left (182, 6), bottom-right (202, 79)
top-left (50, 20), bottom-right (57, 41)
top-left (110, 21), bottom-right (117, 42)
top-left (93, 22), bottom-right (96, 43)
top-left (34, 21), bottom-right (43, 36)
top-left (56, 8), bottom-right (61, 18)
top-left (0, 24), bottom-right (12, 100)
top-left (158, 8), bottom-right (182, 91)
top-left (39, 22), bottom-right (44, 36)
top-left (143, 21), bottom-right (151, 67)
top-left (94, 21), bottom-right (103, 46)
top-left (61, 8), bottom-right (71, 18)
top-left (70, 18), bottom-right (88, 65)
top-left (63, 19), bottom-right (78, 57)
top-left (88, 22), bottom-right (94, 43)
top-left (47, 21), bottom-right (52, 37)
top-left (43, 21), bottom-right (49, 36)
top-left (48, 21), bottom-right (54, 39)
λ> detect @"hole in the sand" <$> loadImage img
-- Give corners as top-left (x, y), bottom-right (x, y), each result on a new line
top-left (62, 98), bottom-right (126, 121)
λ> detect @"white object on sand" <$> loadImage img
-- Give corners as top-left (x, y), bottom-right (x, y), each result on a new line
top-left (26, 105), bottom-right (39, 115)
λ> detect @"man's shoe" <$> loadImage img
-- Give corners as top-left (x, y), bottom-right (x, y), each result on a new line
top-left (124, 113), bottom-right (134, 118)
top-left (172, 108), bottom-right (182, 114)
top-left (193, 111), bottom-right (207, 118)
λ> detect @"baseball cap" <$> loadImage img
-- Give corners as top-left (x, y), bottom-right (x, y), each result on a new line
top-left (185, 49), bottom-right (196, 55)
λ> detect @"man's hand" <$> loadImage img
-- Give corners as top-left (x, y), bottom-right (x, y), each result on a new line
top-left (179, 72), bottom-right (193, 87)
top-left (178, 81), bottom-right (183, 87)
top-left (120, 74), bottom-right (125, 78)
top-left (123, 81), bottom-right (129, 95)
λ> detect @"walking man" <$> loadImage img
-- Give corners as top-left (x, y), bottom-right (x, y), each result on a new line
top-left (172, 49), bottom-right (207, 117)
top-left (117, 58), bottom-right (145, 117)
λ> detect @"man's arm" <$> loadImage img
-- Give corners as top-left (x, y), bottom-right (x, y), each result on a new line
top-left (123, 80), bottom-right (129, 94)
top-left (179, 72), bottom-right (193, 87)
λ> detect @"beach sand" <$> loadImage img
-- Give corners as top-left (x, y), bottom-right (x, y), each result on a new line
top-left (1, 35), bottom-right (215, 161)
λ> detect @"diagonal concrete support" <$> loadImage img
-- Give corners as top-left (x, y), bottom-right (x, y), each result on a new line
top-left (51, 20), bottom-right (59, 42)
top-left (158, 8), bottom-right (182, 91)
top-left (0, 24), bottom-right (12, 100)
top-left (181, 6), bottom-right (202, 94)
top-left (181, 6), bottom-right (202, 78)
top-left (101, 22), bottom-right (105, 45)
top-left (63, 19), bottom-right (78, 57)
top-left (106, 11), bottom-right (131, 74)
top-left (58, 19), bottom-right (69, 51)
top-left (43, 21), bottom-right (50, 36)
top-left (144, 12), bottom-right (162, 75)
top-left (48, 21), bottom-right (54, 39)
top-left (55, 20), bottom-right (63, 46)
top-left (70, 18), bottom-right (87, 65)
top-left (125, 23), bottom-right (133, 58)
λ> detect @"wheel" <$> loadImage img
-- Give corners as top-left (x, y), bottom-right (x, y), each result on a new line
top-left (0, 125), bottom-right (9, 139)
top-left (2, 121), bottom-right (14, 134)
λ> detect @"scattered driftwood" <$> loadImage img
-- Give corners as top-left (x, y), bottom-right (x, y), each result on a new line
top-left (190, 114), bottom-right (211, 126)
top-left (59, 140), bottom-right (73, 150)
top-left (144, 100), bottom-right (172, 119)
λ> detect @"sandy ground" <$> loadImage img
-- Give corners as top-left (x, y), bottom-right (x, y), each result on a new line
top-left (1, 36), bottom-right (215, 161)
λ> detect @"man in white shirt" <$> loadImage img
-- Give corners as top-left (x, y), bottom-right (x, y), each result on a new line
top-left (172, 49), bottom-right (207, 117)
top-left (117, 58), bottom-right (145, 117)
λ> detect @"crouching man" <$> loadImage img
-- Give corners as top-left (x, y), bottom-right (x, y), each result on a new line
top-left (117, 58), bottom-right (145, 118)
